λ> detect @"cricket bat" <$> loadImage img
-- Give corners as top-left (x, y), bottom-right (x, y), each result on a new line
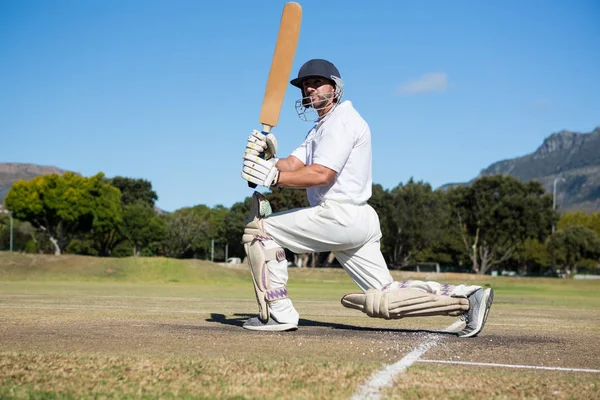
top-left (248, 1), bottom-right (302, 188)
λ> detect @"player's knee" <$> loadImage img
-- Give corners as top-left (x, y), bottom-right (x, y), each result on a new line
top-left (242, 218), bottom-right (268, 246)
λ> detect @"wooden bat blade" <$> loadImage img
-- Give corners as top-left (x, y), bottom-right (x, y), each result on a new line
top-left (259, 2), bottom-right (302, 129)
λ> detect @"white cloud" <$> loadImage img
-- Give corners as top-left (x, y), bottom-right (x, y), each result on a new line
top-left (398, 72), bottom-right (448, 94)
top-left (527, 98), bottom-right (553, 113)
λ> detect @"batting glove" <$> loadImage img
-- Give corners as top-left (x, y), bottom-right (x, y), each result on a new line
top-left (241, 153), bottom-right (280, 188)
top-left (245, 129), bottom-right (278, 160)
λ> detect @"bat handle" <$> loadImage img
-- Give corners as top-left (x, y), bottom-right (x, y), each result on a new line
top-left (247, 125), bottom-right (273, 188)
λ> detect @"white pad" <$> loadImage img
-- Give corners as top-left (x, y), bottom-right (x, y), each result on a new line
top-left (341, 282), bottom-right (470, 320)
top-left (245, 235), bottom-right (289, 322)
top-left (243, 192), bottom-right (288, 322)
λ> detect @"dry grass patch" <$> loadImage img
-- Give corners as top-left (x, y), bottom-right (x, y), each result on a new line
top-left (0, 351), bottom-right (371, 400)
top-left (385, 364), bottom-right (599, 400)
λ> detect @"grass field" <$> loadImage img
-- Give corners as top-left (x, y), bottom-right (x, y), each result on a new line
top-left (1, 252), bottom-right (599, 399)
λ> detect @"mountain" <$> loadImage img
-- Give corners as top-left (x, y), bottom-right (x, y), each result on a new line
top-left (440, 127), bottom-right (600, 212)
top-left (0, 163), bottom-right (71, 204)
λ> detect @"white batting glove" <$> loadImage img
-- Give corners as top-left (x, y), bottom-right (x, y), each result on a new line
top-left (241, 153), bottom-right (280, 188)
top-left (245, 129), bottom-right (278, 160)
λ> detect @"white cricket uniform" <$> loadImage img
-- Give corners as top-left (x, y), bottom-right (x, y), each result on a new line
top-left (263, 101), bottom-right (394, 325)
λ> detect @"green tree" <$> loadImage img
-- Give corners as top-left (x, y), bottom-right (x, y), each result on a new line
top-left (5, 172), bottom-right (122, 255)
top-left (547, 226), bottom-right (600, 276)
top-left (162, 208), bottom-right (210, 258)
top-left (449, 175), bottom-right (556, 274)
top-left (122, 202), bottom-right (166, 256)
top-left (0, 214), bottom-right (37, 252)
top-left (420, 201), bottom-right (469, 270)
top-left (558, 211), bottom-right (600, 237)
top-left (368, 184), bottom-right (394, 259)
top-left (88, 175), bottom-right (124, 256)
top-left (513, 237), bottom-right (552, 275)
top-left (265, 188), bottom-right (309, 211)
top-left (179, 204), bottom-right (231, 260)
top-left (221, 197), bottom-right (252, 260)
top-left (108, 176), bottom-right (158, 207)
top-left (376, 179), bottom-right (447, 267)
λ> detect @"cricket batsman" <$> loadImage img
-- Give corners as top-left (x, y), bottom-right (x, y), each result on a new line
top-left (241, 59), bottom-right (493, 337)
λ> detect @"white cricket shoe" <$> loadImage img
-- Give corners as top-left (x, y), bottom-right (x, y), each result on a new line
top-left (243, 317), bottom-right (298, 332)
top-left (458, 288), bottom-right (494, 338)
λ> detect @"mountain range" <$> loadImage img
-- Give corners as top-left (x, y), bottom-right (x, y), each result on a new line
top-left (1, 126), bottom-right (599, 212)
top-left (439, 127), bottom-right (600, 211)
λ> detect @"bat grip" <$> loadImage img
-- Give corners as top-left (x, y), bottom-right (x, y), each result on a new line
top-left (247, 125), bottom-right (272, 188)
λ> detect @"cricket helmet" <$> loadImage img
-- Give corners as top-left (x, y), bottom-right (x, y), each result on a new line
top-left (291, 59), bottom-right (345, 121)
top-left (290, 59), bottom-right (341, 88)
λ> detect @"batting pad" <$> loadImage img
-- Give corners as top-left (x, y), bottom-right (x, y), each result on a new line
top-left (246, 238), bottom-right (289, 322)
top-left (341, 287), bottom-right (469, 319)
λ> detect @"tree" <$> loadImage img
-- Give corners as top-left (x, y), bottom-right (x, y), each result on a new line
top-left (449, 175), bottom-right (556, 274)
top-left (0, 214), bottom-right (37, 252)
top-left (162, 208), bottom-right (210, 258)
top-left (5, 172), bottom-right (122, 255)
top-left (221, 197), bottom-right (252, 259)
top-left (558, 211), bottom-right (600, 237)
top-left (108, 176), bottom-right (158, 207)
top-left (512, 237), bottom-right (552, 276)
top-left (372, 179), bottom-right (447, 267)
top-left (265, 187), bottom-right (309, 211)
top-left (547, 226), bottom-right (600, 277)
top-left (88, 175), bottom-right (124, 256)
top-left (368, 184), bottom-right (394, 259)
top-left (122, 202), bottom-right (166, 256)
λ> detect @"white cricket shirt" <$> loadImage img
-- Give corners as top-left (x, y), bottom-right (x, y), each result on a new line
top-left (290, 101), bottom-right (373, 206)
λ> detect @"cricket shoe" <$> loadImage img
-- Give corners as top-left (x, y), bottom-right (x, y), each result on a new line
top-left (243, 317), bottom-right (298, 332)
top-left (457, 287), bottom-right (494, 338)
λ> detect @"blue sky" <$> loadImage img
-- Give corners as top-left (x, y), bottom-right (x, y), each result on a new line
top-left (1, 0), bottom-right (598, 212)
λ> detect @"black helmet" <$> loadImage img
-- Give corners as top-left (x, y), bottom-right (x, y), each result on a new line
top-left (290, 59), bottom-right (341, 88)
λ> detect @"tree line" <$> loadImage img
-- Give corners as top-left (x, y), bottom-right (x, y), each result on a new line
top-left (1, 172), bottom-right (599, 277)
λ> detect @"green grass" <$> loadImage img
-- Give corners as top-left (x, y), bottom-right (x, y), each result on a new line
top-left (0, 252), bottom-right (249, 284)
top-left (2, 251), bottom-right (600, 306)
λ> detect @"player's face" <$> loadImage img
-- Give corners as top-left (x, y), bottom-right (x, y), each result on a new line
top-left (302, 77), bottom-right (335, 114)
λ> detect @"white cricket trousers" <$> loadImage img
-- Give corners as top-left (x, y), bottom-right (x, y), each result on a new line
top-left (262, 200), bottom-right (394, 325)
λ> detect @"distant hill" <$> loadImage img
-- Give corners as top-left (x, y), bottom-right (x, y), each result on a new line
top-left (0, 163), bottom-right (71, 204)
top-left (440, 127), bottom-right (600, 212)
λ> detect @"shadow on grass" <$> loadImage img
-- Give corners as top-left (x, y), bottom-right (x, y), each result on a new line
top-left (206, 313), bottom-right (459, 337)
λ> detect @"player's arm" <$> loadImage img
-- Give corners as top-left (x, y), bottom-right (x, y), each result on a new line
top-left (277, 163), bottom-right (336, 188)
top-left (275, 155), bottom-right (304, 172)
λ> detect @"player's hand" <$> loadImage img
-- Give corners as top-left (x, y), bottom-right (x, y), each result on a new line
top-left (245, 129), bottom-right (278, 160)
top-left (241, 153), bottom-right (280, 188)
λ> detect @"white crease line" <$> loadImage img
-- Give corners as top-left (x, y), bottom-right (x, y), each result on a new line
top-left (417, 359), bottom-right (600, 373)
top-left (352, 320), bottom-right (463, 400)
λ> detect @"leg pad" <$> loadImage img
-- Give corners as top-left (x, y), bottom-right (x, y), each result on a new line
top-left (245, 234), bottom-right (288, 322)
top-left (341, 287), bottom-right (469, 319)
